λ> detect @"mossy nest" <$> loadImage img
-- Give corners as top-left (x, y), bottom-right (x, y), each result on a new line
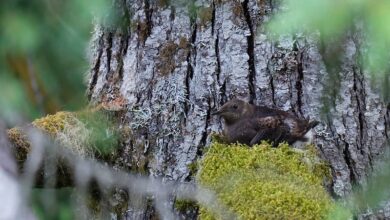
top-left (197, 141), bottom-right (335, 220)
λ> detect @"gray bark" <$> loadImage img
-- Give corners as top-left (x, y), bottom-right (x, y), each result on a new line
top-left (86, 0), bottom-right (389, 218)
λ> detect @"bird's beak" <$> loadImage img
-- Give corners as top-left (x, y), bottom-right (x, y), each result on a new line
top-left (212, 110), bottom-right (223, 115)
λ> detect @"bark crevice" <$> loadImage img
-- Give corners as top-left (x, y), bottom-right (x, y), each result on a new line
top-left (184, 24), bottom-right (197, 117)
top-left (215, 35), bottom-right (221, 83)
top-left (242, 0), bottom-right (257, 104)
top-left (353, 67), bottom-right (366, 150)
top-left (385, 105), bottom-right (390, 139)
top-left (106, 32), bottom-right (114, 78)
top-left (190, 23), bottom-right (197, 70)
top-left (122, 0), bottom-right (131, 46)
top-left (140, 0), bottom-right (153, 44)
top-left (198, 97), bottom-right (211, 156)
top-left (293, 40), bottom-right (304, 115)
top-left (343, 142), bottom-right (357, 184)
top-left (269, 69), bottom-right (276, 105)
top-left (88, 32), bottom-right (105, 100)
top-left (118, 35), bottom-right (127, 81)
top-left (215, 32), bottom-right (226, 105)
top-left (220, 80), bottom-right (227, 106)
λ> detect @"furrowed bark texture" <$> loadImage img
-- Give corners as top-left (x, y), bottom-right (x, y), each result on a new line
top-left (86, 0), bottom-right (389, 218)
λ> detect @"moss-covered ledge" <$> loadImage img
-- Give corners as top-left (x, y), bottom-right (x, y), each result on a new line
top-left (6, 110), bottom-right (123, 187)
top-left (6, 111), bottom-right (352, 219)
top-left (196, 141), bottom-right (342, 220)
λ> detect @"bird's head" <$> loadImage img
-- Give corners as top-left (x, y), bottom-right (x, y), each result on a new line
top-left (212, 98), bottom-right (251, 124)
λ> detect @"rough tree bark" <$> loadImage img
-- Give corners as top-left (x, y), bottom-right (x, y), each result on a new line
top-left (86, 0), bottom-right (390, 218)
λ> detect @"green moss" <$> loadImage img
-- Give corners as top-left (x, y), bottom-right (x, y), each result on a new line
top-left (231, 1), bottom-right (243, 18)
top-left (157, 0), bottom-right (170, 8)
top-left (186, 3), bottom-right (213, 27)
top-left (115, 126), bottom-right (152, 173)
top-left (326, 202), bottom-right (353, 220)
top-left (198, 7), bottom-right (213, 27)
top-left (7, 127), bottom-right (29, 150)
top-left (178, 36), bottom-right (191, 61)
top-left (178, 37), bottom-right (189, 49)
top-left (188, 161), bottom-right (199, 177)
top-left (187, 1), bottom-right (198, 24)
top-left (7, 127), bottom-right (30, 164)
top-left (29, 110), bottom-right (119, 157)
top-left (157, 40), bottom-right (178, 75)
top-left (174, 199), bottom-right (199, 212)
top-left (77, 110), bottom-right (119, 155)
top-left (32, 111), bottom-right (74, 135)
top-left (197, 141), bottom-right (335, 220)
top-left (156, 37), bottom-right (192, 75)
top-left (137, 21), bottom-right (150, 44)
top-left (210, 132), bottom-right (229, 144)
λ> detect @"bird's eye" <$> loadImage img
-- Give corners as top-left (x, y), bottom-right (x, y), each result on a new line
top-left (232, 104), bottom-right (238, 109)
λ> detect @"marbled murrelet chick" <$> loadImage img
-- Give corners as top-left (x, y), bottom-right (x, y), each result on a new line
top-left (213, 98), bottom-right (319, 147)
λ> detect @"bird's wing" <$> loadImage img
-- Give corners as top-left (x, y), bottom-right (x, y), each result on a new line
top-left (249, 116), bottom-right (287, 146)
top-left (254, 116), bottom-right (281, 129)
top-left (249, 130), bottom-right (266, 146)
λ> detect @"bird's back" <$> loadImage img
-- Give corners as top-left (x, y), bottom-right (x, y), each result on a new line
top-left (251, 105), bottom-right (318, 144)
top-left (253, 105), bottom-right (292, 118)
top-left (216, 100), bottom-right (319, 146)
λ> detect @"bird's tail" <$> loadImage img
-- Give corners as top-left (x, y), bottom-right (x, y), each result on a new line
top-left (295, 120), bottom-right (320, 143)
top-left (299, 120), bottom-right (319, 139)
top-left (308, 120), bottom-right (320, 130)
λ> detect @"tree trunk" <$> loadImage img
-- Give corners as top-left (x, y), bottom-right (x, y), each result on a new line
top-left (86, 0), bottom-right (389, 218)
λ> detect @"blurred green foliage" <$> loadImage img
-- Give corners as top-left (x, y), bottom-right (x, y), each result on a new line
top-left (326, 150), bottom-right (390, 218)
top-left (77, 109), bottom-right (120, 155)
top-left (349, 151), bottom-right (390, 215)
top-left (0, 0), bottom-right (110, 125)
top-left (268, 0), bottom-right (390, 102)
top-left (0, 1), bottom-right (113, 219)
top-left (31, 188), bottom-right (75, 220)
top-left (0, 74), bottom-right (37, 122)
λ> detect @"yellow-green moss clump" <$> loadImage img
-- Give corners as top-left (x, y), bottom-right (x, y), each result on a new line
top-left (174, 199), bottom-right (199, 212)
top-left (7, 127), bottom-right (30, 164)
top-left (32, 111), bottom-right (94, 157)
top-left (32, 112), bottom-right (74, 135)
top-left (7, 110), bottom-right (119, 162)
top-left (8, 112), bottom-right (85, 157)
top-left (31, 111), bottom-right (118, 157)
top-left (197, 141), bottom-right (334, 220)
top-left (32, 111), bottom-right (75, 135)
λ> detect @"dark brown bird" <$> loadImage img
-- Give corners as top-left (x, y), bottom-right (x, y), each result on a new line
top-left (213, 98), bottom-right (319, 147)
